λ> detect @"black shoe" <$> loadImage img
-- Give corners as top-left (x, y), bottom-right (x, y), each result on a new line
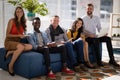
top-left (97, 62), bottom-right (104, 67)
top-left (109, 60), bottom-right (120, 67)
top-left (7, 64), bottom-right (15, 76)
top-left (73, 66), bottom-right (80, 72)
top-left (79, 64), bottom-right (88, 71)
top-left (4, 50), bottom-right (8, 61)
top-left (84, 62), bottom-right (96, 69)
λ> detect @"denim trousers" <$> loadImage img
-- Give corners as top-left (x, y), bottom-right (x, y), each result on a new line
top-left (65, 38), bottom-right (84, 67)
top-left (72, 38), bottom-right (84, 63)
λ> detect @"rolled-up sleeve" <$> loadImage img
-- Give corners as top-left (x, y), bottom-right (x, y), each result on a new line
top-left (41, 32), bottom-right (51, 45)
top-left (27, 35), bottom-right (38, 50)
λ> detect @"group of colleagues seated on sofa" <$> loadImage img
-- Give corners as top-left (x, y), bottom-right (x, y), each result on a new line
top-left (4, 3), bottom-right (120, 79)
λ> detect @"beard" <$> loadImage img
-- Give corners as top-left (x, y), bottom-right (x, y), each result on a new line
top-left (87, 11), bottom-right (92, 16)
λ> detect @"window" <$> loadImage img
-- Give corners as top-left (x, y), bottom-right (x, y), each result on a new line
top-left (71, 0), bottom-right (76, 5)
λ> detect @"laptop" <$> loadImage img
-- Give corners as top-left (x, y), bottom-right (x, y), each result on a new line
top-left (97, 27), bottom-right (109, 37)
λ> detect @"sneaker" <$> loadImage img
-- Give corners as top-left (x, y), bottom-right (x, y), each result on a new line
top-left (62, 67), bottom-right (74, 75)
top-left (109, 60), bottom-right (120, 67)
top-left (47, 70), bottom-right (56, 79)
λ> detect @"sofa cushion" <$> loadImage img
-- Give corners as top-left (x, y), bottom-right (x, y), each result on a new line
top-left (0, 48), bottom-right (62, 78)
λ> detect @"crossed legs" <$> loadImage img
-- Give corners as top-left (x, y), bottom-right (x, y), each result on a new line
top-left (7, 43), bottom-right (32, 75)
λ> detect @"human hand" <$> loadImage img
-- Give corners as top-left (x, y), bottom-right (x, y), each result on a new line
top-left (60, 41), bottom-right (65, 44)
top-left (20, 35), bottom-right (25, 38)
top-left (24, 34), bottom-right (30, 37)
top-left (68, 38), bottom-right (73, 42)
top-left (104, 33), bottom-right (108, 36)
top-left (89, 34), bottom-right (96, 38)
top-left (37, 46), bottom-right (44, 50)
top-left (47, 42), bottom-right (57, 47)
top-left (81, 34), bottom-right (86, 40)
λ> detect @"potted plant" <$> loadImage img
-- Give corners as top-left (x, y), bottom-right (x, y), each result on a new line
top-left (8, 0), bottom-right (48, 20)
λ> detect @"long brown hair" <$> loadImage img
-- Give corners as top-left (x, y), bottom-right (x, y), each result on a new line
top-left (71, 18), bottom-right (83, 32)
top-left (70, 18), bottom-right (84, 40)
top-left (14, 6), bottom-right (26, 32)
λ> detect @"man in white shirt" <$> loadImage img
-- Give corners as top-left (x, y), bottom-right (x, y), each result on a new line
top-left (82, 3), bottom-right (120, 67)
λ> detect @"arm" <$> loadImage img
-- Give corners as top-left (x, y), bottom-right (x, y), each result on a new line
top-left (67, 30), bottom-right (72, 40)
top-left (45, 28), bottom-right (52, 42)
top-left (41, 32), bottom-right (57, 47)
top-left (41, 32), bottom-right (51, 45)
top-left (27, 34), bottom-right (38, 50)
top-left (96, 17), bottom-right (101, 33)
top-left (66, 30), bottom-right (74, 41)
top-left (83, 29), bottom-right (96, 38)
top-left (62, 28), bottom-right (69, 41)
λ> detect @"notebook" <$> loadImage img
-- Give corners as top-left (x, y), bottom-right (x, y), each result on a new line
top-left (97, 27), bottom-right (109, 37)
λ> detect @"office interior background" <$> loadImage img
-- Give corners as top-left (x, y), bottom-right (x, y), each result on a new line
top-left (0, 0), bottom-right (119, 48)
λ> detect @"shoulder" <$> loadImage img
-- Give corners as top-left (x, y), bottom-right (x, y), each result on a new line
top-left (67, 29), bottom-right (71, 32)
top-left (82, 15), bottom-right (87, 19)
top-left (82, 15), bottom-right (89, 21)
top-left (28, 33), bottom-right (34, 38)
top-left (8, 18), bottom-right (14, 24)
top-left (61, 27), bottom-right (67, 32)
top-left (46, 27), bottom-right (49, 30)
top-left (40, 31), bottom-right (47, 36)
top-left (41, 31), bottom-right (46, 35)
top-left (93, 15), bottom-right (99, 19)
top-left (7, 18), bottom-right (15, 28)
top-left (67, 29), bottom-right (72, 34)
top-left (45, 27), bottom-right (50, 32)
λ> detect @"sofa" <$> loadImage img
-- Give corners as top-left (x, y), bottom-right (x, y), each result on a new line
top-left (0, 43), bottom-right (102, 79)
top-left (0, 48), bottom-right (62, 79)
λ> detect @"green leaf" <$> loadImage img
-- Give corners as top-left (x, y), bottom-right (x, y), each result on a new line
top-left (7, 0), bottom-right (48, 16)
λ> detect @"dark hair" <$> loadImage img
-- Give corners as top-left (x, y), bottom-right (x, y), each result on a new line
top-left (70, 18), bottom-right (84, 40)
top-left (52, 15), bottom-right (59, 18)
top-left (88, 3), bottom-right (94, 7)
top-left (14, 6), bottom-right (26, 31)
top-left (32, 17), bottom-right (41, 22)
top-left (71, 17), bottom-right (83, 32)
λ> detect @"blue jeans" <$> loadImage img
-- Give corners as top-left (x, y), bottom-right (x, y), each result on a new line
top-left (65, 42), bottom-right (77, 66)
top-left (65, 38), bottom-right (84, 67)
top-left (72, 38), bottom-right (84, 63)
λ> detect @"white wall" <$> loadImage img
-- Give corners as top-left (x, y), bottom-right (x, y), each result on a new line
top-left (76, 0), bottom-right (100, 17)
top-left (0, 0), bottom-right (5, 47)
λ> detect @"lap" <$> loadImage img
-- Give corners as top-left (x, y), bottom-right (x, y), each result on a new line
top-left (5, 41), bottom-right (19, 50)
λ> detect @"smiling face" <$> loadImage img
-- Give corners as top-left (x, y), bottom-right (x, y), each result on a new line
top-left (87, 4), bottom-right (94, 16)
top-left (15, 7), bottom-right (24, 19)
top-left (32, 18), bottom-right (41, 31)
top-left (50, 16), bottom-right (59, 29)
top-left (76, 20), bottom-right (83, 30)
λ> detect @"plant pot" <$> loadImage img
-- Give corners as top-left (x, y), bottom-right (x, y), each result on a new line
top-left (27, 12), bottom-right (35, 21)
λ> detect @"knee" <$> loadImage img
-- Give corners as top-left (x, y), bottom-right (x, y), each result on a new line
top-left (105, 36), bottom-right (111, 41)
top-left (17, 43), bottom-right (25, 51)
top-left (65, 42), bottom-right (73, 47)
top-left (75, 40), bottom-right (83, 47)
top-left (27, 44), bottom-right (33, 50)
top-left (93, 38), bottom-right (99, 43)
top-left (78, 40), bottom-right (83, 45)
top-left (60, 45), bottom-right (66, 50)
